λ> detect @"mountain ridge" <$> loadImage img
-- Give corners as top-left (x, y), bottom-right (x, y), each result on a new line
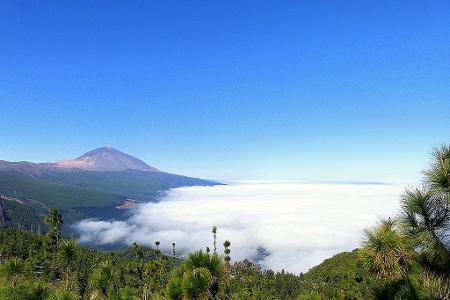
top-left (56, 146), bottom-right (160, 172)
top-left (0, 146), bottom-right (161, 173)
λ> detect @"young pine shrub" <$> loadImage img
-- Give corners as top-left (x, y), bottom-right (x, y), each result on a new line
top-left (166, 250), bottom-right (225, 300)
top-left (212, 226), bottom-right (217, 254)
top-left (223, 240), bottom-right (231, 264)
top-left (57, 240), bottom-right (78, 291)
top-left (172, 243), bottom-right (176, 261)
top-left (181, 267), bottom-right (212, 299)
top-left (90, 260), bottom-right (118, 299)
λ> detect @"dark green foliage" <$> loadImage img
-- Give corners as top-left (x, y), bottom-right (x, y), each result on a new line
top-left (223, 259), bottom-right (303, 299)
top-left (361, 143), bottom-right (450, 299)
top-left (0, 227), bottom-right (174, 299)
top-left (423, 144), bottom-right (450, 193)
top-left (0, 229), bottom-right (44, 260)
top-left (302, 250), bottom-right (379, 299)
top-left (58, 240), bottom-right (78, 290)
top-left (181, 267), bottom-right (212, 299)
top-left (0, 225), bottom-right (389, 300)
top-left (223, 240), bottom-right (231, 264)
top-left (361, 219), bottom-right (414, 282)
top-left (0, 199), bottom-right (46, 231)
top-left (167, 251), bottom-right (224, 299)
top-left (44, 208), bottom-right (63, 248)
top-left (28, 281), bottom-right (52, 300)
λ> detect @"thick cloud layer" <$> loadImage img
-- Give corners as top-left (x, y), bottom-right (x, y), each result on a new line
top-left (74, 182), bottom-right (404, 273)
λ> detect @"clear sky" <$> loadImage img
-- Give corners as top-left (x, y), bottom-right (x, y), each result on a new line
top-left (1, 1), bottom-right (449, 181)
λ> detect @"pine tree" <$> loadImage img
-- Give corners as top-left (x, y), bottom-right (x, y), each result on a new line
top-left (223, 240), bottom-right (231, 264)
top-left (361, 144), bottom-right (450, 297)
top-left (58, 240), bottom-right (78, 291)
top-left (172, 243), bottom-right (176, 262)
top-left (43, 208), bottom-right (63, 248)
top-left (212, 226), bottom-right (217, 254)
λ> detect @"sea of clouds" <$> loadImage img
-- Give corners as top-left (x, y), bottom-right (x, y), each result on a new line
top-left (74, 181), bottom-right (405, 273)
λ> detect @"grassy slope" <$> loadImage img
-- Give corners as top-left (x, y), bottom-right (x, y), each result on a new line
top-left (0, 171), bottom-right (123, 209)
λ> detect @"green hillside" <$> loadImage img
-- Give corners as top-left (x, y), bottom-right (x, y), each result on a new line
top-left (36, 169), bottom-right (218, 201)
top-left (0, 171), bottom-right (123, 209)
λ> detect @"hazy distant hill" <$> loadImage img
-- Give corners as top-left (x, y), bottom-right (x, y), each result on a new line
top-left (0, 146), bottom-right (219, 230)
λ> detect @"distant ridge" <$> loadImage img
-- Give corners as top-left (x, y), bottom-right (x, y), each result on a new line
top-left (56, 146), bottom-right (160, 172)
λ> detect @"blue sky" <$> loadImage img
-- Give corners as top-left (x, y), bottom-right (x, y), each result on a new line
top-left (1, 0), bottom-right (449, 181)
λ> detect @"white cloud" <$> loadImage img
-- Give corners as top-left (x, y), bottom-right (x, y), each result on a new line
top-left (74, 181), bottom-right (404, 273)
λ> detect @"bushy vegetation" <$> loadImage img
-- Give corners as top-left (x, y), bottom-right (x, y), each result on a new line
top-left (0, 219), bottom-right (374, 299)
top-left (0, 227), bottom-right (173, 299)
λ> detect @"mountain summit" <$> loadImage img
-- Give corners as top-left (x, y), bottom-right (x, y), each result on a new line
top-left (56, 146), bottom-right (160, 172)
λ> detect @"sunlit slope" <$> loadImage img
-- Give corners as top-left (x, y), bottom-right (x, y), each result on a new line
top-left (0, 169), bottom-right (219, 209)
top-left (0, 170), bottom-right (123, 209)
top-left (36, 169), bottom-right (219, 201)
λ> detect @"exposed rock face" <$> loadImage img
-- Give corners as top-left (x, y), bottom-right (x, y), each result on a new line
top-left (56, 146), bottom-right (160, 172)
top-left (115, 199), bottom-right (141, 210)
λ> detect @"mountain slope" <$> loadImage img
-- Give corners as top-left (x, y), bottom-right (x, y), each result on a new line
top-left (0, 170), bottom-right (124, 209)
top-left (35, 169), bottom-right (217, 201)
